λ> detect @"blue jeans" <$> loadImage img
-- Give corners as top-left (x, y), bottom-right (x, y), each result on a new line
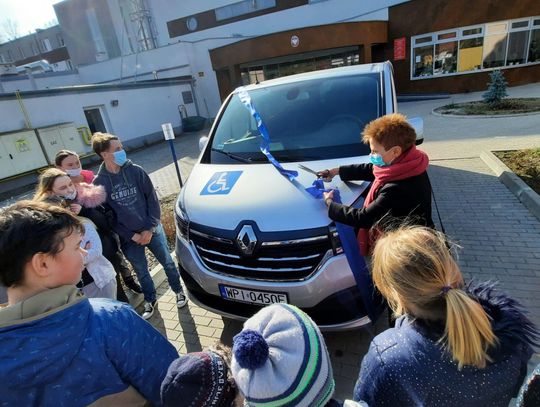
top-left (121, 224), bottom-right (182, 303)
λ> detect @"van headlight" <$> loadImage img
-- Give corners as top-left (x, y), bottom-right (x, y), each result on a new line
top-left (329, 225), bottom-right (343, 255)
top-left (175, 199), bottom-right (190, 242)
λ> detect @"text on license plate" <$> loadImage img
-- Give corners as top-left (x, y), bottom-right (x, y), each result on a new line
top-left (219, 285), bottom-right (288, 305)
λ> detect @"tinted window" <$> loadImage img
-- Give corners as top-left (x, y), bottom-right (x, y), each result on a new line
top-left (207, 73), bottom-right (381, 163)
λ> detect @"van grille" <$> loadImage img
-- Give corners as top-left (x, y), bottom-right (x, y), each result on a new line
top-left (189, 226), bottom-right (332, 281)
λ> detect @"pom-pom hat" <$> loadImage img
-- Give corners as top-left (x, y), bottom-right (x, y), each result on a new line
top-left (161, 350), bottom-right (236, 407)
top-left (232, 304), bottom-right (335, 407)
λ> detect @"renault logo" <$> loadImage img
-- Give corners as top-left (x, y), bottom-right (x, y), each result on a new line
top-left (236, 225), bottom-right (257, 256)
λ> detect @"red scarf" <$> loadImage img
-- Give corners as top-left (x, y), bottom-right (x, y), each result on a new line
top-left (358, 145), bottom-right (429, 255)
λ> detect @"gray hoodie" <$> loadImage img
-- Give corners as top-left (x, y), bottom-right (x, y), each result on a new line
top-left (94, 160), bottom-right (160, 240)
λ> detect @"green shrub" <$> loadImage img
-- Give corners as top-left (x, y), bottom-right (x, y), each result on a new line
top-left (482, 70), bottom-right (508, 108)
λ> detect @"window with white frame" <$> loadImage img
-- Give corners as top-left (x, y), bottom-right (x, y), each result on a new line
top-left (41, 38), bottom-right (52, 52)
top-left (411, 16), bottom-right (540, 79)
top-left (528, 18), bottom-right (540, 63)
top-left (482, 22), bottom-right (508, 68)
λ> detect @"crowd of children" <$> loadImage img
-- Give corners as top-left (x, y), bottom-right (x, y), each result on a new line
top-left (0, 122), bottom-right (539, 406)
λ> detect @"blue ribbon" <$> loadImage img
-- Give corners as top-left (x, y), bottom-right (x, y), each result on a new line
top-left (237, 88), bottom-right (298, 181)
top-left (306, 179), bottom-right (383, 324)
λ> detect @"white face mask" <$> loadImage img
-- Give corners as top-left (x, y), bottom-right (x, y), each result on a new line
top-left (63, 190), bottom-right (77, 201)
top-left (65, 167), bottom-right (82, 177)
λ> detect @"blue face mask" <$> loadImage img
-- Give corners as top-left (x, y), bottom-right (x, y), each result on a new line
top-left (370, 153), bottom-right (388, 167)
top-left (113, 149), bottom-right (127, 166)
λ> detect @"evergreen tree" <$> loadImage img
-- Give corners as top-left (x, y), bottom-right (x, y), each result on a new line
top-left (482, 70), bottom-right (508, 108)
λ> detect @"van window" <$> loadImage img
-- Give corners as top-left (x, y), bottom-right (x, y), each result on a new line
top-left (208, 73), bottom-right (381, 163)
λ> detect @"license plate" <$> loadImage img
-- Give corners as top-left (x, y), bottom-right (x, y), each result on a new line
top-left (219, 284), bottom-right (288, 306)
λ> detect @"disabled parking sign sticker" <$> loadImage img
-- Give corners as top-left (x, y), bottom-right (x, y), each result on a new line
top-left (201, 171), bottom-right (243, 195)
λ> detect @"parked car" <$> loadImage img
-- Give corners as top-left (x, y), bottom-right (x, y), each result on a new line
top-left (175, 62), bottom-right (423, 330)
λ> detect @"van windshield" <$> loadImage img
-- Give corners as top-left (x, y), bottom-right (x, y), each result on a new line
top-left (208, 73), bottom-right (382, 164)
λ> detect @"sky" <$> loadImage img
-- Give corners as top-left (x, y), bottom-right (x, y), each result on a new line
top-left (0, 0), bottom-right (62, 39)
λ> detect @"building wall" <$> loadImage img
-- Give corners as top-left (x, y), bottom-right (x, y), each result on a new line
top-left (388, 0), bottom-right (540, 93)
top-left (209, 21), bottom-right (388, 100)
top-left (77, 41), bottom-right (192, 83)
top-left (54, 0), bottom-right (121, 66)
top-left (148, 0), bottom-right (403, 115)
top-left (0, 25), bottom-right (70, 67)
top-left (12, 0), bottom-right (404, 118)
top-left (0, 71), bottom-right (82, 92)
top-left (0, 80), bottom-right (197, 146)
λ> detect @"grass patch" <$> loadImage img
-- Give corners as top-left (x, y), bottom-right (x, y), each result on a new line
top-left (434, 98), bottom-right (540, 115)
top-left (494, 148), bottom-right (540, 194)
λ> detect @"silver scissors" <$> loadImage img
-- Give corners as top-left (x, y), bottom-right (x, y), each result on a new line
top-left (298, 164), bottom-right (322, 178)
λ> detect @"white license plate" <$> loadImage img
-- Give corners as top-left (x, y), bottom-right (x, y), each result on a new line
top-left (219, 284), bottom-right (288, 306)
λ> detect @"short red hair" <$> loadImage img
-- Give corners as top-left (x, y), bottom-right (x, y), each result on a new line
top-left (362, 113), bottom-right (416, 151)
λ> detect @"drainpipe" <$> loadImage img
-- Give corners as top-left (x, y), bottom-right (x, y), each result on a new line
top-left (189, 76), bottom-right (201, 117)
top-left (25, 67), bottom-right (38, 90)
top-left (15, 90), bottom-right (32, 128)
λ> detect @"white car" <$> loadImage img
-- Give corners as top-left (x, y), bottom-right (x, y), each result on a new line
top-left (175, 61), bottom-right (423, 330)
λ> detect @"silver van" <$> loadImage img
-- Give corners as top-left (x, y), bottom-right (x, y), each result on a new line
top-left (175, 62), bottom-right (423, 330)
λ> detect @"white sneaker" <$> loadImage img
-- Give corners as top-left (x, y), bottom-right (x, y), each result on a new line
top-left (141, 301), bottom-right (156, 320)
top-left (176, 292), bottom-right (188, 308)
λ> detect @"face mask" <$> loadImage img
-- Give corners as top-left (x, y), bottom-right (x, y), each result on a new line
top-left (62, 190), bottom-right (77, 201)
top-left (370, 153), bottom-right (388, 167)
top-left (113, 150), bottom-right (127, 166)
top-left (65, 167), bottom-right (82, 177)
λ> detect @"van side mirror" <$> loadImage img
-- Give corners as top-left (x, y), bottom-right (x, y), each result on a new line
top-left (408, 117), bottom-right (424, 145)
top-left (199, 136), bottom-right (209, 152)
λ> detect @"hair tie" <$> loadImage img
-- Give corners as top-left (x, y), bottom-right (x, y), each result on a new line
top-left (441, 285), bottom-right (452, 295)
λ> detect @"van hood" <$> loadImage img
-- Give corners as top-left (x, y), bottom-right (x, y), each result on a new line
top-left (181, 157), bottom-right (370, 232)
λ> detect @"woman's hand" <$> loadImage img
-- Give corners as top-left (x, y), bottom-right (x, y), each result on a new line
top-left (69, 203), bottom-right (82, 215)
top-left (317, 167), bottom-right (339, 182)
top-left (323, 190), bottom-right (334, 207)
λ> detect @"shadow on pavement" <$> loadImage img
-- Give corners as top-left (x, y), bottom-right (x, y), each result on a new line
top-left (428, 163), bottom-right (540, 329)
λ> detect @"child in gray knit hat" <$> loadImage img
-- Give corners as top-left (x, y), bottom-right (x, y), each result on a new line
top-left (231, 303), bottom-right (367, 407)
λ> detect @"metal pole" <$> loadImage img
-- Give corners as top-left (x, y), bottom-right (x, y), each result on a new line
top-left (168, 138), bottom-right (183, 188)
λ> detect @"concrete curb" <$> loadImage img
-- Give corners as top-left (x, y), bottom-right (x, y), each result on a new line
top-left (480, 150), bottom-right (540, 221)
top-left (431, 109), bottom-right (540, 118)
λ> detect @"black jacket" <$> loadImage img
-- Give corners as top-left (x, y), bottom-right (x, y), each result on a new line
top-left (328, 163), bottom-right (434, 229)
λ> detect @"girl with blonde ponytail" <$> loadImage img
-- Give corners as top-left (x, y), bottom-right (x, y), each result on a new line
top-left (354, 226), bottom-right (539, 407)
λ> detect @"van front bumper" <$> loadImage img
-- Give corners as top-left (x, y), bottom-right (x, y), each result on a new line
top-left (176, 235), bottom-right (371, 331)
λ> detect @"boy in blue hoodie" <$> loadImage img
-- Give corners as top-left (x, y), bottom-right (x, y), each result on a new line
top-left (92, 132), bottom-right (188, 320)
top-left (0, 200), bottom-right (178, 406)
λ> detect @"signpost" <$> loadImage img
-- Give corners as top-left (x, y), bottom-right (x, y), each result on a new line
top-left (161, 123), bottom-right (183, 188)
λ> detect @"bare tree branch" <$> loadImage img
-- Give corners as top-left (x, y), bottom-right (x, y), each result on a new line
top-left (2, 18), bottom-right (21, 41)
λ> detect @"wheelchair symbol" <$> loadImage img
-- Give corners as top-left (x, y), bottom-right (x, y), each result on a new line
top-left (201, 171), bottom-right (242, 195)
top-left (207, 172), bottom-right (230, 194)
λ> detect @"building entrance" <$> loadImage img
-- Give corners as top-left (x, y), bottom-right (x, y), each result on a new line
top-left (239, 46), bottom-right (360, 85)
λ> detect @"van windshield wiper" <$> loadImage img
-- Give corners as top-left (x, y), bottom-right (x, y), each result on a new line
top-left (272, 155), bottom-right (320, 162)
top-left (211, 148), bottom-right (252, 163)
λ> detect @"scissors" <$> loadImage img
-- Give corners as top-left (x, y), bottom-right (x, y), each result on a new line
top-left (298, 164), bottom-right (322, 178)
